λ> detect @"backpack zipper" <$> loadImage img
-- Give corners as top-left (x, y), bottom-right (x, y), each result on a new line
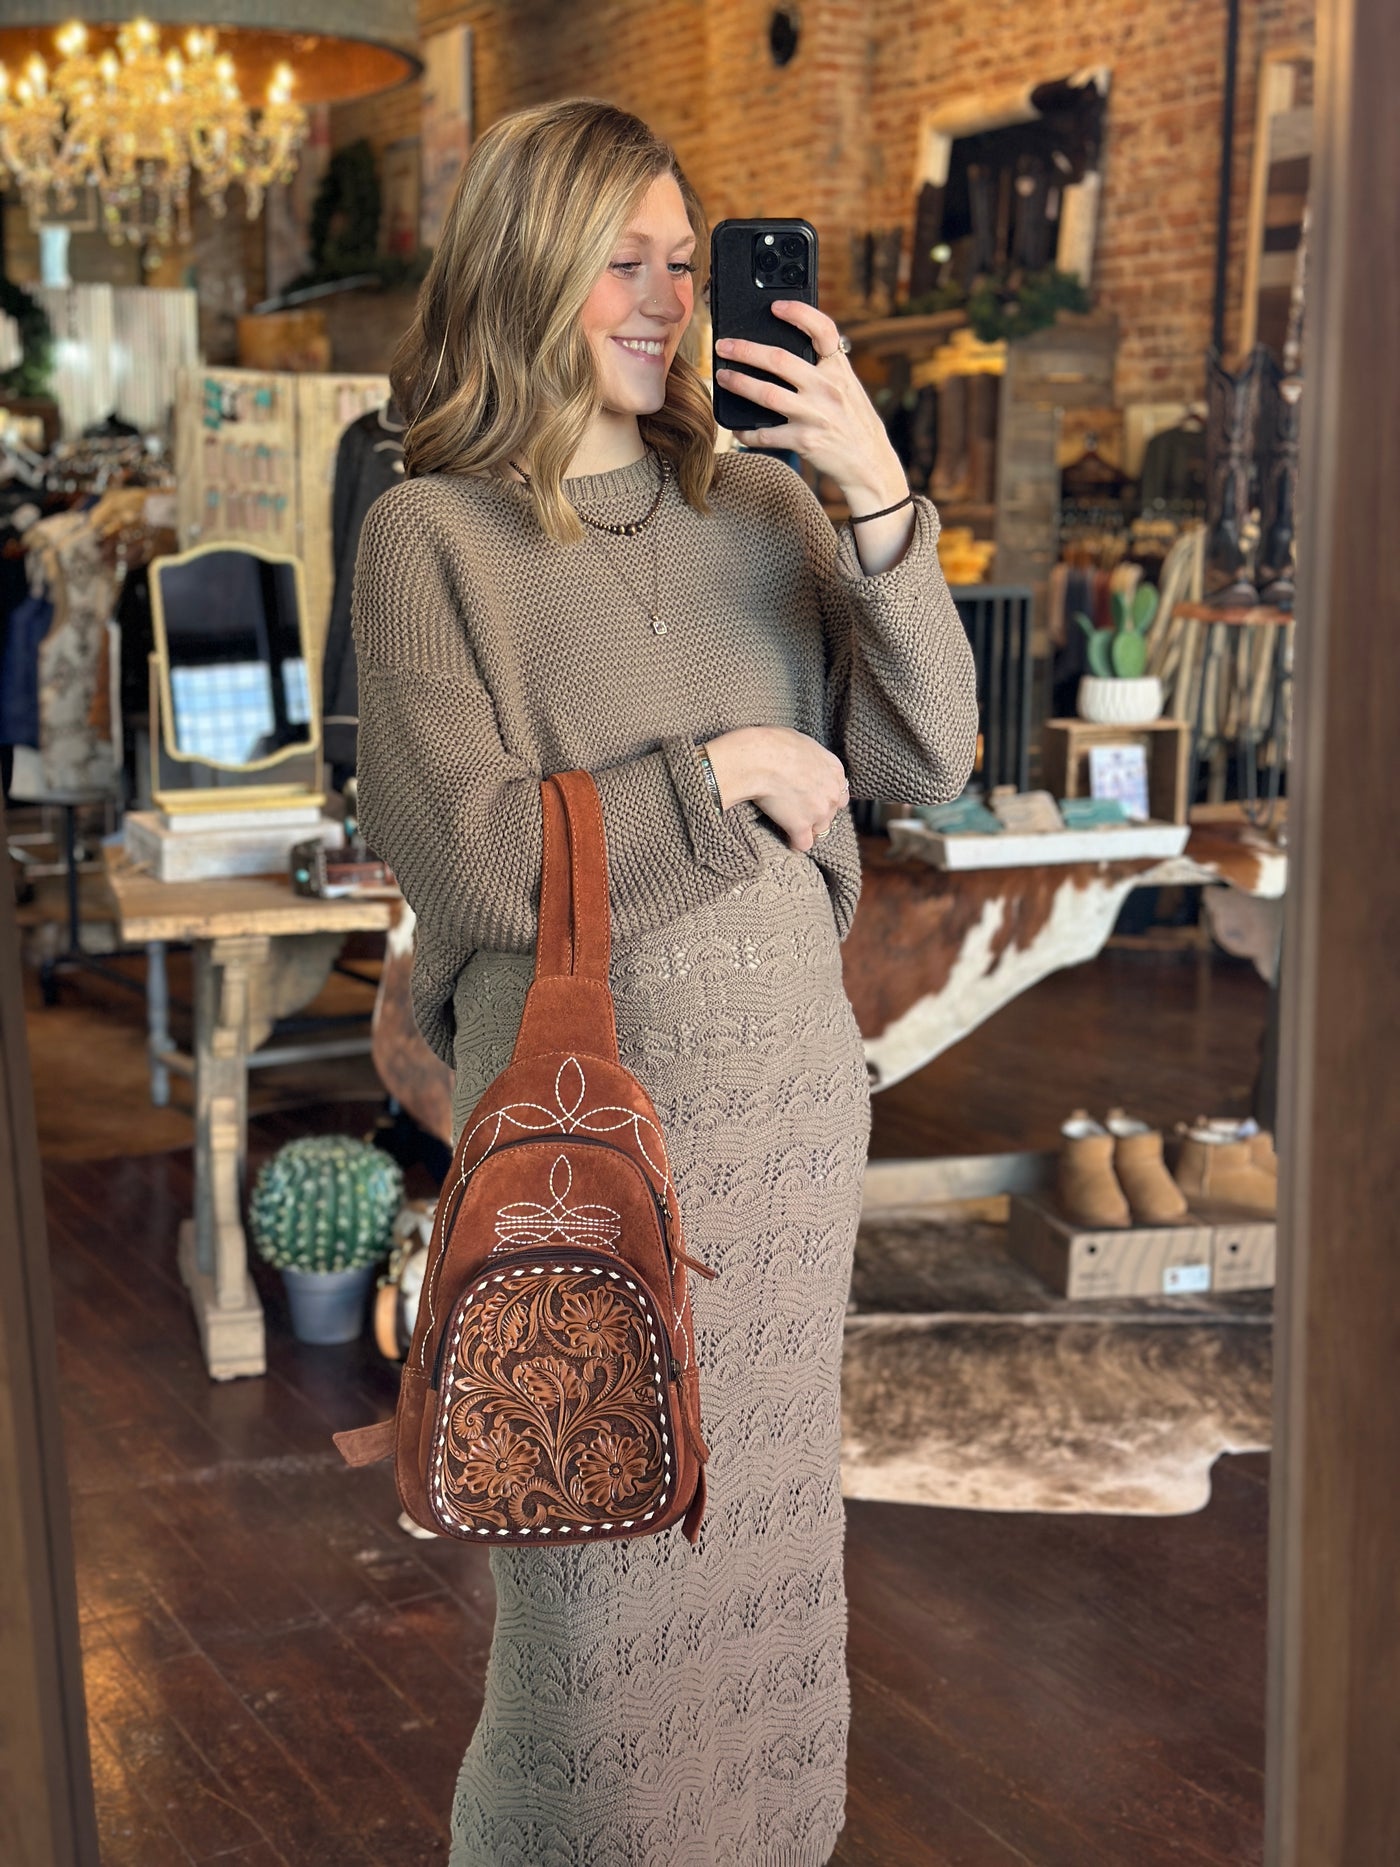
top-left (430, 1131), bottom-right (676, 1315)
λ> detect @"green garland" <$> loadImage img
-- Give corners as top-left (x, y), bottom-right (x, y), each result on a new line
top-left (0, 277), bottom-right (55, 399)
top-left (287, 138), bottom-right (431, 294)
top-left (901, 265), bottom-right (1090, 345)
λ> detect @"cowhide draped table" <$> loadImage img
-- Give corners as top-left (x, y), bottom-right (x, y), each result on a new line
top-left (373, 820), bottom-right (1286, 1141)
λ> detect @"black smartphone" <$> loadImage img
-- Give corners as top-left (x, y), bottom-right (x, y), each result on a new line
top-left (709, 218), bottom-right (820, 432)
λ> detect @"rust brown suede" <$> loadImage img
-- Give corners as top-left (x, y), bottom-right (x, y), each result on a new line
top-left (336, 772), bottom-right (713, 1546)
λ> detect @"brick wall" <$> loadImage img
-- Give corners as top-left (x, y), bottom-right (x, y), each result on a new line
top-left (332, 0), bottom-right (1312, 401)
top-left (866, 0), bottom-right (1316, 402)
top-left (2, 0), bottom-right (1312, 396)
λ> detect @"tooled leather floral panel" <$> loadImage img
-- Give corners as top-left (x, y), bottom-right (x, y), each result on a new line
top-left (430, 1259), bottom-right (675, 1538)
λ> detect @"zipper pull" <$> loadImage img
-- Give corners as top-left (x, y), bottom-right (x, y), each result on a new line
top-left (673, 1244), bottom-right (719, 1281)
top-left (661, 1199), bottom-right (719, 1279)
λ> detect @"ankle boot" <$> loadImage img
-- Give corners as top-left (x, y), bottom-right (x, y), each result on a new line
top-left (1057, 1111), bottom-right (1131, 1229)
top-left (1189, 1115), bottom-right (1279, 1180)
top-left (1105, 1109), bottom-right (1189, 1223)
top-left (1174, 1125), bottom-right (1277, 1215)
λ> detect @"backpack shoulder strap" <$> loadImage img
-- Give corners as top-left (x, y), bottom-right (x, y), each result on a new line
top-left (512, 772), bottom-right (619, 1064)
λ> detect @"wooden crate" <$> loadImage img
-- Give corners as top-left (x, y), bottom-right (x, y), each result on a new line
top-left (1202, 1206), bottom-right (1278, 1292)
top-left (1040, 717), bottom-right (1193, 825)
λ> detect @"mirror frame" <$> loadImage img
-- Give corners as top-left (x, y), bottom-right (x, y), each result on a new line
top-left (147, 539), bottom-right (324, 814)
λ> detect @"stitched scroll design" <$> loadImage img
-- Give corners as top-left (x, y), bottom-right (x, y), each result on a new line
top-left (490, 1155), bottom-right (623, 1255)
top-left (431, 1262), bottom-right (674, 1538)
top-left (424, 1056), bottom-right (692, 1372)
top-left (457, 1057), bottom-right (673, 1204)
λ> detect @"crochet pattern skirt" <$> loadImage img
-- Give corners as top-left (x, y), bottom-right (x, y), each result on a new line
top-left (447, 837), bottom-right (870, 1867)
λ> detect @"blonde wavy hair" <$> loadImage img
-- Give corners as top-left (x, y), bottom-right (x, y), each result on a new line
top-left (392, 98), bottom-right (717, 544)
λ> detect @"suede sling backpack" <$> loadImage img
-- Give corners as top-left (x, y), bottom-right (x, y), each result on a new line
top-left (334, 769), bottom-right (717, 1547)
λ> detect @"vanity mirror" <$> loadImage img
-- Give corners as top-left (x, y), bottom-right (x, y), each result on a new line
top-left (148, 541), bottom-right (324, 813)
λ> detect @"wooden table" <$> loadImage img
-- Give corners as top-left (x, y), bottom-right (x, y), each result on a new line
top-left (102, 850), bottom-right (393, 1380)
top-left (367, 818), bottom-right (1287, 1156)
top-left (847, 820), bottom-right (1286, 1090)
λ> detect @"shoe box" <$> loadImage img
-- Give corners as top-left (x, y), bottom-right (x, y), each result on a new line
top-left (1008, 1193), bottom-right (1275, 1300)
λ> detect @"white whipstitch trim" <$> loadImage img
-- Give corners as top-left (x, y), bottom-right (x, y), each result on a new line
top-left (429, 1261), bottom-right (674, 1538)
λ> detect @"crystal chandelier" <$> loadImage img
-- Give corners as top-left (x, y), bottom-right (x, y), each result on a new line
top-left (0, 19), bottom-right (307, 249)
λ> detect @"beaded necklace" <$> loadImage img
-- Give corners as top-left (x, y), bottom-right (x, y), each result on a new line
top-left (508, 450), bottom-right (674, 635)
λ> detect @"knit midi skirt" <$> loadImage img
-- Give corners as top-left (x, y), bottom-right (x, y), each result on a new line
top-left (446, 834), bottom-right (870, 1867)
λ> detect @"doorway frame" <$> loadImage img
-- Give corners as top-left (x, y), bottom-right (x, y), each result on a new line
top-left (2, 0), bottom-right (1399, 1859)
top-left (0, 792), bottom-right (100, 1866)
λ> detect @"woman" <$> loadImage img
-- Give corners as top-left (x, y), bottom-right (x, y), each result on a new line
top-left (352, 97), bottom-right (977, 1867)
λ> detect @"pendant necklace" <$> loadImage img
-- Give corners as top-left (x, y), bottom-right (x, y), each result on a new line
top-left (508, 449), bottom-right (673, 636)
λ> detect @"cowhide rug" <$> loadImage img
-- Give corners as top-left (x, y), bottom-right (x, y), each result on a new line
top-left (840, 1206), bottom-right (1272, 1516)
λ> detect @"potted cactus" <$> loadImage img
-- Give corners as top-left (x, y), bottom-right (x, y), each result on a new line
top-left (1074, 585), bottom-right (1164, 724)
top-left (249, 1135), bottom-right (403, 1345)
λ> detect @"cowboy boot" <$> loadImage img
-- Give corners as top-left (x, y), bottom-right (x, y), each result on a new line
top-left (1203, 343), bottom-right (1267, 606)
top-left (908, 383), bottom-right (938, 494)
top-left (1255, 351), bottom-right (1301, 610)
top-left (967, 372), bottom-right (1000, 507)
top-left (1105, 1109), bottom-right (1190, 1224)
top-left (932, 373), bottom-right (970, 503)
top-left (1057, 1111), bottom-right (1131, 1229)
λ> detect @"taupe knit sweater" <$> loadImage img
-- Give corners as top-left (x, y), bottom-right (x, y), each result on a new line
top-left (350, 449), bottom-right (977, 1062)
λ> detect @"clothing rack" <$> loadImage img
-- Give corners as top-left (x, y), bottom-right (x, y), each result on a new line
top-left (948, 584), bottom-right (1036, 793)
top-left (2, 440), bottom-right (176, 1003)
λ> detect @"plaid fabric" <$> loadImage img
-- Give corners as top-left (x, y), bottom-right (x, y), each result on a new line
top-left (281, 655), bottom-right (311, 726)
top-left (170, 661), bottom-right (274, 764)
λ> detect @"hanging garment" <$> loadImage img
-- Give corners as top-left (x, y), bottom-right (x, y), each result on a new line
top-left (322, 404), bottom-right (406, 777)
top-left (0, 589), bottom-right (53, 748)
top-left (17, 508), bottom-right (120, 799)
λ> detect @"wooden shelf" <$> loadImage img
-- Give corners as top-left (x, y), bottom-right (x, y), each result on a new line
top-left (841, 310), bottom-right (968, 349)
top-left (1173, 602), bottom-right (1294, 625)
top-left (1041, 717), bottom-right (1193, 826)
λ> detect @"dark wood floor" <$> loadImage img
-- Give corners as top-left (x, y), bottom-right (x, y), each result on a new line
top-left (34, 943), bottom-right (1272, 1866)
top-left (871, 942), bottom-right (1271, 1159)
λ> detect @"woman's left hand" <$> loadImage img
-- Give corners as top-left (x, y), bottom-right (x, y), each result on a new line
top-left (714, 300), bottom-right (908, 514)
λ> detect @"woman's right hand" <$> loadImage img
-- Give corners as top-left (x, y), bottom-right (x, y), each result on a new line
top-left (702, 726), bottom-right (849, 853)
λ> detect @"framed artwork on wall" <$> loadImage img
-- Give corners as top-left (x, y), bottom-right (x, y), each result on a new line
top-left (909, 69), bottom-right (1111, 301)
top-left (420, 26), bottom-right (474, 250)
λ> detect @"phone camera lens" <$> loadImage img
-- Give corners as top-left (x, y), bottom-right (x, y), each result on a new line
top-left (779, 235), bottom-right (804, 259)
top-left (778, 262), bottom-right (804, 286)
top-left (756, 248), bottom-right (779, 274)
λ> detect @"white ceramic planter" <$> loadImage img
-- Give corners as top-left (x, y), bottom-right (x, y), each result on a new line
top-left (1076, 675), bottom-right (1164, 725)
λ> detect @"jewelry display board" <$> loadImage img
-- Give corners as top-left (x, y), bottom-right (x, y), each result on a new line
top-left (174, 368), bottom-right (390, 668)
